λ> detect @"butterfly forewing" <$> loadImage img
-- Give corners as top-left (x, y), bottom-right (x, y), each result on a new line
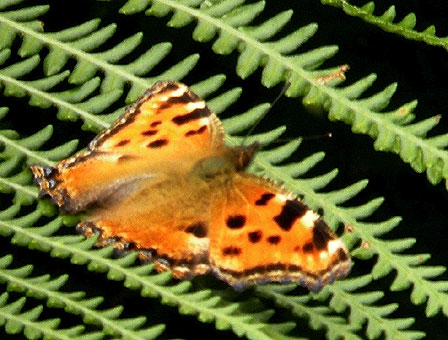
top-left (31, 82), bottom-right (222, 213)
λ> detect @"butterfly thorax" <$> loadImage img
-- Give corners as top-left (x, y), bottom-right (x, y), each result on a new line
top-left (191, 142), bottom-right (259, 181)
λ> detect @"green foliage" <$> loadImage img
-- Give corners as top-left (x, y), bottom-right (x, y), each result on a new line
top-left (0, 291), bottom-right (104, 340)
top-left (0, 254), bottom-right (166, 339)
top-left (321, 0), bottom-right (448, 51)
top-left (0, 0), bottom-right (447, 339)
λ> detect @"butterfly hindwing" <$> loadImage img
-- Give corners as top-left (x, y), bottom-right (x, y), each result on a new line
top-left (208, 174), bottom-right (351, 291)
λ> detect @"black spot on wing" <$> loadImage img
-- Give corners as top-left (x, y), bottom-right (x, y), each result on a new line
top-left (115, 139), bottom-right (130, 147)
top-left (157, 90), bottom-right (201, 110)
top-left (172, 108), bottom-right (210, 125)
top-left (267, 235), bottom-right (281, 245)
top-left (255, 192), bottom-right (275, 206)
top-left (312, 220), bottom-right (335, 250)
top-left (185, 125), bottom-right (207, 137)
top-left (159, 82), bottom-right (181, 93)
top-left (248, 230), bottom-right (262, 243)
top-left (222, 246), bottom-right (242, 256)
top-left (266, 263), bottom-right (286, 272)
top-left (302, 243), bottom-right (314, 253)
top-left (150, 121), bottom-right (162, 127)
top-left (185, 222), bottom-right (208, 238)
top-left (43, 167), bottom-right (56, 177)
top-left (117, 155), bottom-right (136, 162)
top-left (273, 199), bottom-right (308, 231)
top-left (147, 139), bottom-right (168, 148)
top-left (336, 248), bottom-right (349, 261)
top-left (89, 82), bottom-right (185, 150)
top-left (141, 129), bottom-right (158, 136)
top-left (226, 215), bottom-right (246, 229)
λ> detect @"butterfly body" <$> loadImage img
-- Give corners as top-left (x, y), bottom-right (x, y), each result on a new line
top-left (31, 81), bottom-right (351, 291)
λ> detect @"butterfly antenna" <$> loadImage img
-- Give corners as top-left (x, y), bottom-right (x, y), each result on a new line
top-left (242, 81), bottom-right (291, 146)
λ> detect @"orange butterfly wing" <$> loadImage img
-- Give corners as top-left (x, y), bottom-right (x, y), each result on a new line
top-left (76, 173), bottom-right (213, 279)
top-left (208, 174), bottom-right (351, 291)
top-left (31, 81), bottom-right (223, 213)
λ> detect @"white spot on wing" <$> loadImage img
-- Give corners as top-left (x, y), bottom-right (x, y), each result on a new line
top-left (159, 85), bottom-right (187, 102)
top-left (198, 117), bottom-right (211, 127)
top-left (188, 236), bottom-right (210, 253)
top-left (170, 86), bottom-right (187, 98)
top-left (301, 210), bottom-right (319, 228)
top-left (319, 251), bottom-right (329, 260)
top-left (275, 194), bottom-right (288, 202)
top-left (186, 101), bottom-right (205, 111)
top-left (327, 239), bottom-right (343, 255)
top-left (98, 153), bottom-right (125, 162)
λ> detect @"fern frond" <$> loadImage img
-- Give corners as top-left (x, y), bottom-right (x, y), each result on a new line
top-left (0, 121), bottom-right (78, 166)
top-left (0, 2), bottom-right (201, 105)
top-left (257, 280), bottom-right (424, 340)
top-left (0, 157), bottom-right (38, 206)
top-left (114, 0), bottom-right (448, 190)
top-left (326, 276), bottom-right (425, 340)
top-left (256, 285), bottom-right (362, 340)
top-left (0, 1), bottom-right (49, 53)
top-left (0, 53), bottom-right (112, 131)
top-left (0, 254), bottom-right (166, 340)
top-left (0, 292), bottom-right (103, 340)
top-left (321, 0), bottom-right (448, 52)
top-left (0, 111), bottom-right (78, 206)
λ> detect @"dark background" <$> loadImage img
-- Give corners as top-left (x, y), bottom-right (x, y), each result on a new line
top-left (1, 0), bottom-right (448, 339)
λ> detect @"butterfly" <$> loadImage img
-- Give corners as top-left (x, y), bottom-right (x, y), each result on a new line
top-left (31, 81), bottom-right (351, 292)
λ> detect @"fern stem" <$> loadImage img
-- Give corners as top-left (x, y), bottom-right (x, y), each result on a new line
top-left (0, 262), bottom-right (164, 340)
top-left (0, 72), bottom-right (109, 129)
top-left (330, 93), bottom-right (447, 175)
top-left (0, 177), bottom-right (37, 199)
top-left (0, 14), bottom-right (152, 89)
top-left (0, 132), bottom-right (53, 166)
top-left (158, 0), bottom-right (300, 82)
top-left (326, 281), bottom-right (423, 339)
top-left (256, 286), bottom-right (361, 339)
top-left (0, 293), bottom-right (90, 340)
top-left (321, 0), bottom-right (448, 51)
